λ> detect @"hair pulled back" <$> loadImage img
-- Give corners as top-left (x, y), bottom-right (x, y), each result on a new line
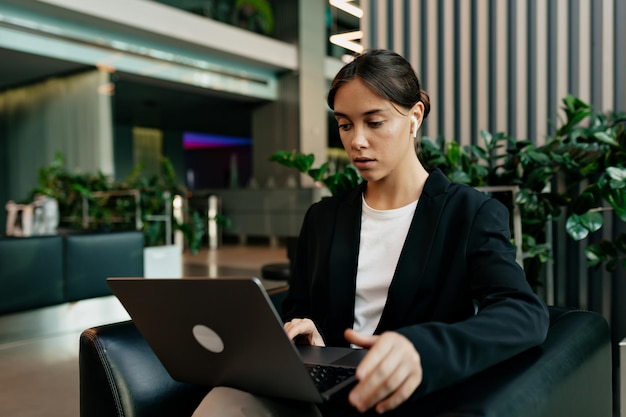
top-left (327, 49), bottom-right (430, 119)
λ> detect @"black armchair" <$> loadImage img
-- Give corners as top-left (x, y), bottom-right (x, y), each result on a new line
top-left (79, 291), bottom-right (612, 417)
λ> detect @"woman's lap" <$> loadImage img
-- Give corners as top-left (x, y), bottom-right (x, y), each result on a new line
top-left (191, 387), bottom-right (323, 417)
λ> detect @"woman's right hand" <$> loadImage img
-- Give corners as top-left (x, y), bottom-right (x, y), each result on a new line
top-left (283, 318), bottom-right (325, 346)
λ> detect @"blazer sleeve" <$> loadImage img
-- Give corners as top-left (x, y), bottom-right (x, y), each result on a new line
top-left (395, 198), bottom-right (549, 399)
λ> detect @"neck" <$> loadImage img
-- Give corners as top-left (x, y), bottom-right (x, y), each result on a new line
top-left (364, 159), bottom-right (429, 210)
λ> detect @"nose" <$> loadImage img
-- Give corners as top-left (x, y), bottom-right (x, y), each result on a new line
top-left (350, 124), bottom-right (368, 150)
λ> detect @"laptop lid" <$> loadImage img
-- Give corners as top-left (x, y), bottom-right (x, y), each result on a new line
top-left (106, 277), bottom-right (364, 403)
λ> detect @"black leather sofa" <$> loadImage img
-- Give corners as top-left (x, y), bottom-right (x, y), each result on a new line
top-left (0, 231), bottom-right (143, 314)
top-left (79, 290), bottom-right (613, 417)
top-left (0, 235), bottom-right (65, 314)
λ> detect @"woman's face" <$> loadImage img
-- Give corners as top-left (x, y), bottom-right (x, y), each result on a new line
top-left (333, 78), bottom-right (420, 184)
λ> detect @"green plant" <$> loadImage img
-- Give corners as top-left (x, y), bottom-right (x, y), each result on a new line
top-left (32, 153), bottom-right (208, 254)
top-left (124, 158), bottom-right (208, 254)
top-left (269, 150), bottom-right (362, 195)
top-left (555, 97), bottom-right (626, 270)
top-left (270, 95), bottom-right (626, 286)
top-left (419, 94), bottom-right (626, 276)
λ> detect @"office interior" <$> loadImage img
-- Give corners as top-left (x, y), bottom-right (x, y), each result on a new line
top-left (0, 1), bottom-right (625, 416)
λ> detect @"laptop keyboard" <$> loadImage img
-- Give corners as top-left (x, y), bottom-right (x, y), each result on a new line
top-left (306, 364), bottom-right (356, 393)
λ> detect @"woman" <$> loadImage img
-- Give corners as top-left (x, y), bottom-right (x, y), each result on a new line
top-left (194, 49), bottom-right (549, 417)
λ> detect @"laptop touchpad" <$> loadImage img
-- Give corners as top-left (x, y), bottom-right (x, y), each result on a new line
top-left (297, 345), bottom-right (367, 367)
top-left (331, 349), bottom-right (368, 367)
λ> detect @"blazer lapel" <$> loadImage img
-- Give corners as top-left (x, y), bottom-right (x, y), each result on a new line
top-left (328, 185), bottom-right (363, 340)
top-left (377, 170), bottom-right (450, 331)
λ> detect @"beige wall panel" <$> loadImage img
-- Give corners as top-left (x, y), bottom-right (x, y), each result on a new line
top-left (555, 0), bottom-right (569, 119)
top-left (458, 0), bottom-right (472, 147)
top-left (442, 0), bottom-right (455, 142)
top-left (578, 0), bottom-right (592, 105)
top-left (602, 0), bottom-right (615, 112)
top-left (409, 0), bottom-right (421, 75)
top-left (423, 0), bottom-right (439, 139)
top-left (392, 0), bottom-right (404, 55)
top-left (376, 0), bottom-right (388, 49)
top-left (475, 0), bottom-right (489, 141)
top-left (494, 0), bottom-right (509, 137)
top-left (535, 1), bottom-right (548, 145)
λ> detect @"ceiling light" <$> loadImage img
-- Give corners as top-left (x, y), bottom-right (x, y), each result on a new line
top-left (329, 0), bottom-right (364, 18)
top-left (329, 30), bottom-right (364, 54)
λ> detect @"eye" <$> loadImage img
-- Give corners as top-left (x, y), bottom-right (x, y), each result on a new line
top-left (368, 120), bottom-right (384, 128)
top-left (338, 123), bottom-right (352, 131)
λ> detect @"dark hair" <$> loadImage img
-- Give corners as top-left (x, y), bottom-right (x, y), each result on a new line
top-left (327, 49), bottom-right (431, 119)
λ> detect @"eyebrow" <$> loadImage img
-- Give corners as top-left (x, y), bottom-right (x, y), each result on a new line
top-left (333, 108), bottom-right (386, 118)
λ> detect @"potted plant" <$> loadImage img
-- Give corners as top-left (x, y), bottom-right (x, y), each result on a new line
top-left (269, 95), bottom-right (626, 289)
top-left (32, 153), bottom-right (208, 277)
top-left (419, 95), bottom-right (625, 278)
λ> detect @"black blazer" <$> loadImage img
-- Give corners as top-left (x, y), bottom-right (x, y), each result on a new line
top-left (283, 169), bottom-right (549, 399)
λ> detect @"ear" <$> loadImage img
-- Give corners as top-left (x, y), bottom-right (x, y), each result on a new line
top-left (410, 102), bottom-right (425, 137)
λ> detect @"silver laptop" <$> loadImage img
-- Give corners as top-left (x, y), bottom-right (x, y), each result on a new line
top-left (106, 277), bottom-right (367, 403)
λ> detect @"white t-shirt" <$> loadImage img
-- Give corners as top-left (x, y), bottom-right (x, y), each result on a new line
top-left (353, 196), bottom-right (418, 338)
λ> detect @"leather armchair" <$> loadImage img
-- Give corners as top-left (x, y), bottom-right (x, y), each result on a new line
top-left (80, 293), bottom-right (612, 417)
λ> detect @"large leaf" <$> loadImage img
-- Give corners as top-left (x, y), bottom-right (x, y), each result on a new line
top-left (566, 212), bottom-right (604, 241)
top-left (594, 129), bottom-right (619, 147)
top-left (566, 214), bottom-right (590, 240)
top-left (599, 177), bottom-right (626, 221)
top-left (308, 162), bottom-right (329, 182)
top-left (446, 141), bottom-right (462, 166)
top-left (580, 211), bottom-right (604, 233)
top-left (607, 166), bottom-right (626, 182)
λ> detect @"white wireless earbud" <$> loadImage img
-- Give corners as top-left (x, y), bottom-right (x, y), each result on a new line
top-left (411, 116), bottom-right (419, 137)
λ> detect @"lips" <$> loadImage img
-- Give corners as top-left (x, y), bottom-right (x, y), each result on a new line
top-left (353, 157), bottom-right (376, 169)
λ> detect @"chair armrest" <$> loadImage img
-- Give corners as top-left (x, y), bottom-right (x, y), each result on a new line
top-left (412, 307), bottom-right (612, 417)
top-left (79, 286), bottom-right (289, 417)
top-left (79, 320), bottom-right (208, 417)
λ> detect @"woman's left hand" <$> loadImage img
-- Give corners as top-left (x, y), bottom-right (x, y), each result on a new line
top-left (344, 329), bottom-right (422, 414)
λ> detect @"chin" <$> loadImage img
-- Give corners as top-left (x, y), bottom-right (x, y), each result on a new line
top-left (358, 172), bottom-right (382, 183)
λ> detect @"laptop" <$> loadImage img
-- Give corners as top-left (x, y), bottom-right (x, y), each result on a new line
top-left (106, 276), bottom-right (367, 403)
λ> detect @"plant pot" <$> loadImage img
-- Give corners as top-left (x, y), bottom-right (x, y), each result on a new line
top-left (143, 245), bottom-right (182, 278)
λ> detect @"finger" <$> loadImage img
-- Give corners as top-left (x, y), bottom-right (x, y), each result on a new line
top-left (344, 328), bottom-right (377, 349)
top-left (372, 337), bottom-right (422, 413)
top-left (349, 331), bottom-right (393, 380)
top-left (348, 335), bottom-right (396, 411)
top-left (283, 319), bottom-right (325, 346)
top-left (349, 333), bottom-right (421, 412)
top-left (375, 370), bottom-right (422, 413)
top-left (284, 319), bottom-right (312, 340)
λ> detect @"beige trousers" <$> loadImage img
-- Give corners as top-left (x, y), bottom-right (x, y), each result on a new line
top-left (192, 387), bottom-right (323, 417)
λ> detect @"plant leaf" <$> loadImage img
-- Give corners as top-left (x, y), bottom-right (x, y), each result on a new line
top-left (566, 214), bottom-right (590, 240)
top-left (607, 166), bottom-right (626, 182)
top-left (579, 211), bottom-right (604, 233)
top-left (584, 246), bottom-right (604, 266)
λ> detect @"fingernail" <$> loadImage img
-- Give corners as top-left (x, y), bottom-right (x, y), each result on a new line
top-left (349, 392), bottom-right (361, 409)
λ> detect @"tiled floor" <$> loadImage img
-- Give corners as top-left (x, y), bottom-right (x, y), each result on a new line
top-left (0, 244), bottom-right (289, 417)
